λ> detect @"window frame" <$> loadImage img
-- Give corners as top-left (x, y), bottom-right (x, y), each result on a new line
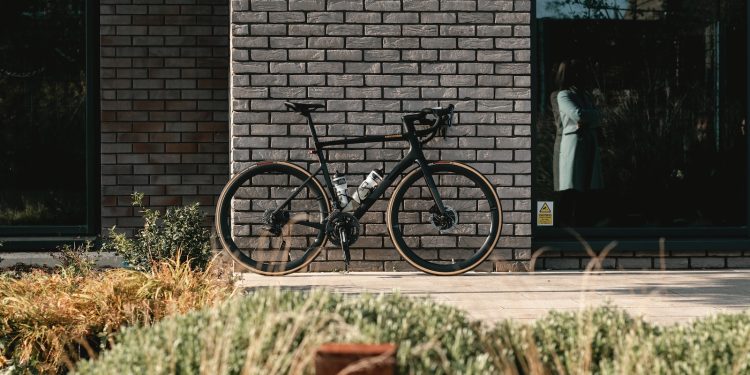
top-left (0, 0), bottom-right (100, 240)
top-left (530, 0), bottom-right (750, 245)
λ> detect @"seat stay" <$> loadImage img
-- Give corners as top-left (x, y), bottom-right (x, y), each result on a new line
top-left (271, 165), bottom-right (324, 215)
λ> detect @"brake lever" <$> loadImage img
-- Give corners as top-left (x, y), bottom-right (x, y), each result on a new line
top-left (440, 121), bottom-right (448, 139)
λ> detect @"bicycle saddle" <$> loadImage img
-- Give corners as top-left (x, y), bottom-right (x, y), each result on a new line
top-left (284, 102), bottom-right (325, 113)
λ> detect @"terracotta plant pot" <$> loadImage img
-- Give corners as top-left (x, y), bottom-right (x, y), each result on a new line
top-left (315, 343), bottom-right (397, 375)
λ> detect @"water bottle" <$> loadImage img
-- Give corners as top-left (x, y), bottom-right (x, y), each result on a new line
top-left (351, 168), bottom-right (384, 204)
top-left (332, 171), bottom-right (349, 208)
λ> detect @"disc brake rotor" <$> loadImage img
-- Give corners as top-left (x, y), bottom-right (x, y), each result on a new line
top-left (429, 205), bottom-right (458, 231)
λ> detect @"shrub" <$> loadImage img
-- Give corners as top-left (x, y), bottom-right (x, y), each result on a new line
top-left (102, 192), bottom-right (212, 272)
top-left (0, 257), bottom-right (235, 373)
top-left (75, 289), bottom-right (490, 375)
top-left (75, 289), bottom-right (750, 375)
top-left (51, 241), bottom-right (99, 276)
top-left (485, 306), bottom-right (750, 375)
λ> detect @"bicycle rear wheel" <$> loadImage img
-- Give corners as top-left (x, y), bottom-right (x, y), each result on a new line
top-left (215, 162), bottom-right (330, 275)
top-left (387, 162), bottom-right (502, 275)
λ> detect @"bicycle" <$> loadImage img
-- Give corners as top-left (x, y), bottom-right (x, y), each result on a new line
top-left (215, 102), bottom-right (502, 276)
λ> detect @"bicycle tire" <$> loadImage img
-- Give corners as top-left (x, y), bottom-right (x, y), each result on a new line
top-left (387, 162), bottom-right (502, 275)
top-left (215, 162), bottom-right (330, 275)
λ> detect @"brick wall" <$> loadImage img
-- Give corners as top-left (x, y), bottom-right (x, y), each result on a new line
top-left (100, 0), bottom-right (229, 234)
top-left (534, 248), bottom-right (750, 270)
top-left (230, 0), bottom-right (533, 271)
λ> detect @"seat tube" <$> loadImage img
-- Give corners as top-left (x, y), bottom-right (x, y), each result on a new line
top-left (306, 114), bottom-right (321, 146)
top-left (306, 113), bottom-right (337, 202)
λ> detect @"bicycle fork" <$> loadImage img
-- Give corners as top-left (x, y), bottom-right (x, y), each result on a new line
top-left (416, 160), bottom-right (448, 215)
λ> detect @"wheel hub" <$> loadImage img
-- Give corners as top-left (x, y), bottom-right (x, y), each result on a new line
top-left (325, 211), bottom-right (360, 246)
top-left (262, 209), bottom-right (290, 236)
top-left (429, 205), bottom-right (458, 231)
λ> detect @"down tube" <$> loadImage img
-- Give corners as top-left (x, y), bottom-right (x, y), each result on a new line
top-left (352, 153), bottom-right (418, 220)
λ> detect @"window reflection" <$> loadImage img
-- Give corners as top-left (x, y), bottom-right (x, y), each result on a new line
top-left (535, 0), bottom-right (748, 227)
top-left (0, 1), bottom-right (87, 226)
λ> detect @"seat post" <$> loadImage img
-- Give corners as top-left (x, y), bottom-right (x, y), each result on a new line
top-left (305, 113), bottom-right (322, 146)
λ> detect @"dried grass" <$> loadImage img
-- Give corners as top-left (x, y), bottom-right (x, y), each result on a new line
top-left (0, 256), bottom-right (235, 373)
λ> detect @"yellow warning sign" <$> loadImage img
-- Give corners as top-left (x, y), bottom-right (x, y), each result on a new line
top-left (537, 201), bottom-right (553, 226)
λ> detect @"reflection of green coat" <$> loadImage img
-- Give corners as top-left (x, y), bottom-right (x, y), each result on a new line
top-left (552, 88), bottom-right (604, 192)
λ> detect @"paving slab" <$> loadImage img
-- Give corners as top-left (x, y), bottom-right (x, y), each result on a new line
top-left (239, 270), bottom-right (750, 325)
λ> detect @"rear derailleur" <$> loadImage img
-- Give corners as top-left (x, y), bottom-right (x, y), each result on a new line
top-left (325, 211), bottom-right (360, 272)
top-left (262, 209), bottom-right (290, 236)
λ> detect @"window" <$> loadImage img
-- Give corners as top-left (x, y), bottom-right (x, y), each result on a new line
top-left (0, 0), bottom-right (97, 236)
top-left (534, 0), bottom-right (748, 231)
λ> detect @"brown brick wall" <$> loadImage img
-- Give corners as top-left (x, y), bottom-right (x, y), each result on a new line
top-left (100, 0), bottom-right (229, 234)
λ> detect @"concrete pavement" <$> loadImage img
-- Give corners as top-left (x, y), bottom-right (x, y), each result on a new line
top-left (239, 270), bottom-right (750, 325)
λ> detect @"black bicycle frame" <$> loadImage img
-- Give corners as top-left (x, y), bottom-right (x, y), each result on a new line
top-left (293, 112), bottom-right (449, 219)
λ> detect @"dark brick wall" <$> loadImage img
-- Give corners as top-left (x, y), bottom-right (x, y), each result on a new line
top-left (230, 0), bottom-right (533, 271)
top-left (100, 0), bottom-right (229, 234)
top-left (95, 0), bottom-right (750, 271)
top-left (534, 249), bottom-right (750, 271)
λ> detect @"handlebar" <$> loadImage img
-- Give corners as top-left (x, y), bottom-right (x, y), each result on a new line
top-left (402, 104), bottom-right (455, 145)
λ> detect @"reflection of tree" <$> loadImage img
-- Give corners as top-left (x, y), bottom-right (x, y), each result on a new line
top-left (544, 0), bottom-right (626, 19)
top-left (0, 0), bottom-right (87, 225)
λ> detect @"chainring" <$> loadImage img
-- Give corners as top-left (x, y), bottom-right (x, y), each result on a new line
top-left (325, 211), bottom-right (360, 246)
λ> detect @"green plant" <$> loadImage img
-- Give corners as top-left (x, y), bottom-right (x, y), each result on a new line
top-left (74, 290), bottom-right (750, 375)
top-left (51, 241), bottom-right (99, 276)
top-left (74, 289), bottom-right (490, 375)
top-left (0, 257), bottom-right (235, 373)
top-left (102, 192), bottom-right (212, 272)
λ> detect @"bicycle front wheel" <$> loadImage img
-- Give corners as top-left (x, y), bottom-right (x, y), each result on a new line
top-left (387, 162), bottom-right (502, 275)
top-left (215, 162), bottom-right (330, 275)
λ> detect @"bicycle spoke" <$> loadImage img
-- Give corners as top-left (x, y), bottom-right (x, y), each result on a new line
top-left (215, 163), bottom-right (329, 275)
top-left (389, 164), bottom-right (501, 275)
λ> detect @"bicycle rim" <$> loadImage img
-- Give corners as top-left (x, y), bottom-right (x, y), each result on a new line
top-left (387, 162), bottom-right (502, 275)
top-left (215, 162), bottom-right (329, 275)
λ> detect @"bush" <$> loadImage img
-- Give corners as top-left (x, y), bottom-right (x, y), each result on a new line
top-left (102, 192), bottom-right (212, 272)
top-left (483, 306), bottom-right (750, 375)
top-left (75, 289), bottom-right (750, 375)
top-left (75, 289), bottom-right (490, 375)
top-left (51, 241), bottom-right (99, 276)
top-left (0, 258), bottom-right (234, 373)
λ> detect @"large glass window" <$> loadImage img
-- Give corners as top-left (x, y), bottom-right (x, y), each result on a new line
top-left (0, 0), bottom-right (96, 234)
top-left (534, 0), bottom-right (747, 230)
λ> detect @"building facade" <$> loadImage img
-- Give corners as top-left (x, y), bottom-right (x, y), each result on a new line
top-left (1, 0), bottom-right (748, 271)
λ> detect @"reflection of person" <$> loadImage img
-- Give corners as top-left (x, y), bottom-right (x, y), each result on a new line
top-left (551, 60), bottom-right (603, 226)
top-left (720, 117), bottom-right (747, 225)
top-left (684, 113), bottom-right (717, 223)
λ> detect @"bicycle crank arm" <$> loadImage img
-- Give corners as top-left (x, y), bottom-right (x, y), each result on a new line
top-left (339, 228), bottom-right (351, 272)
